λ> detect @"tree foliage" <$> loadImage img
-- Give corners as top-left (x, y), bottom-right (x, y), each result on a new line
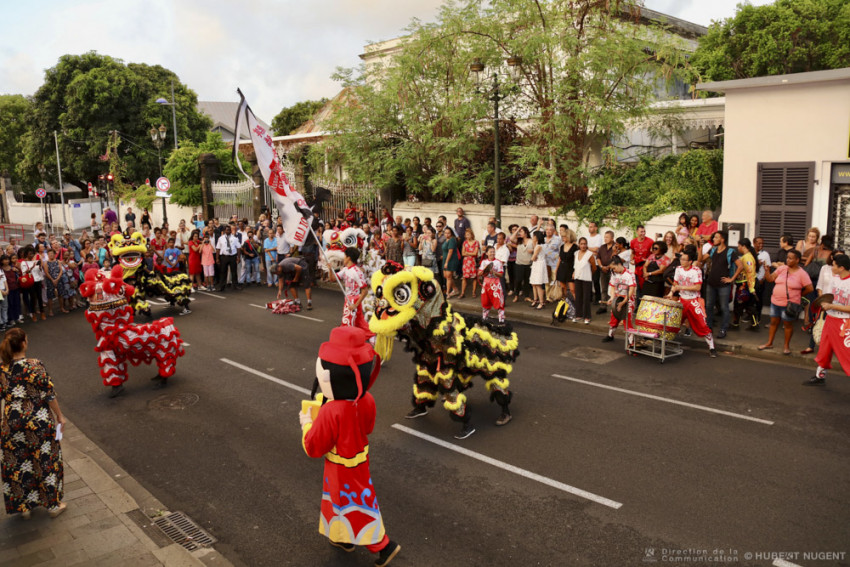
top-left (0, 95), bottom-right (31, 179)
top-left (691, 0), bottom-right (850, 83)
top-left (16, 52), bottom-right (213, 192)
top-left (323, 0), bottom-right (691, 205)
top-left (573, 149), bottom-right (723, 229)
top-left (162, 131), bottom-right (249, 207)
top-left (271, 98), bottom-right (329, 136)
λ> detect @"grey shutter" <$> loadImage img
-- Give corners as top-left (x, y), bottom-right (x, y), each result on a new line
top-left (755, 162), bottom-right (814, 254)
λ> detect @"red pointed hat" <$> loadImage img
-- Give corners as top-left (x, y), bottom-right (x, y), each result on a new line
top-left (318, 326), bottom-right (375, 367)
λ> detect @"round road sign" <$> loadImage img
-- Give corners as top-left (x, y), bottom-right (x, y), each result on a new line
top-left (35, 188), bottom-right (46, 199)
top-left (156, 177), bottom-right (171, 192)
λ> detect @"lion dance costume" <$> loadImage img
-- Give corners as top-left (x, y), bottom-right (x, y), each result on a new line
top-left (369, 263), bottom-right (518, 439)
top-left (81, 266), bottom-right (185, 397)
top-left (108, 232), bottom-right (192, 317)
top-left (299, 326), bottom-right (401, 565)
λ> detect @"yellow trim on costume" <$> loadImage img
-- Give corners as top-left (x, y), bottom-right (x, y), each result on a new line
top-left (373, 333), bottom-right (395, 361)
top-left (456, 372), bottom-right (474, 385)
top-left (325, 446), bottom-right (369, 468)
top-left (434, 306), bottom-right (453, 337)
top-left (465, 352), bottom-right (513, 374)
top-left (443, 393), bottom-right (467, 412)
top-left (416, 366), bottom-right (454, 384)
top-left (413, 384), bottom-right (439, 400)
top-left (466, 327), bottom-right (519, 352)
top-left (485, 377), bottom-right (511, 391)
top-left (300, 421), bottom-right (313, 455)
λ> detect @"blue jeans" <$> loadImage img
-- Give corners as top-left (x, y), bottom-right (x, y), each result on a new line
top-left (240, 257), bottom-right (260, 283)
top-left (705, 284), bottom-right (731, 331)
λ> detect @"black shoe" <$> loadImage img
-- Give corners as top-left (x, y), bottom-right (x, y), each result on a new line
top-left (718, 329), bottom-right (727, 339)
top-left (109, 385), bottom-right (125, 398)
top-left (454, 423), bottom-right (476, 440)
top-left (682, 328), bottom-right (692, 337)
top-left (405, 406), bottom-right (428, 419)
top-left (329, 541), bottom-right (355, 553)
top-left (375, 540), bottom-right (401, 567)
top-left (495, 413), bottom-right (512, 426)
top-left (709, 348), bottom-right (717, 358)
top-left (803, 376), bottom-right (825, 386)
top-left (218, 287), bottom-right (226, 292)
top-left (596, 307), bottom-right (607, 314)
top-left (152, 376), bottom-right (168, 390)
top-left (601, 335), bottom-right (614, 343)
top-left (236, 285), bottom-right (244, 291)
top-left (179, 307), bottom-right (192, 316)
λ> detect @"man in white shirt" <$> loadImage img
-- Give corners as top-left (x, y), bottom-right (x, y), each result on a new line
top-left (753, 236), bottom-right (771, 326)
top-left (275, 226), bottom-right (291, 259)
top-left (216, 225), bottom-right (242, 291)
top-left (586, 222), bottom-right (604, 303)
top-left (494, 232), bottom-right (510, 299)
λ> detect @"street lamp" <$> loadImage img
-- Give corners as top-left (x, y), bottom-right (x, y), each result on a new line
top-left (150, 124), bottom-right (168, 223)
top-left (469, 56), bottom-right (522, 228)
top-left (155, 80), bottom-right (179, 150)
top-left (36, 163), bottom-right (51, 228)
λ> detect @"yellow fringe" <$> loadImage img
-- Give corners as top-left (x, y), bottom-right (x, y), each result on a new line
top-left (374, 334), bottom-right (394, 362)
top-left (466, 327), bottom-right (519, 352)
top-left (443, 393), bottom-right (467, 412)
top-left (413, 384), bottom-right (439, 401)
top-left (485, 377), bottom-right (511, 392)
top-left (465, 352), bottom-right (513, 374)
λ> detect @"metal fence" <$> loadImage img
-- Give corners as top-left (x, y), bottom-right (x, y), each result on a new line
top-left (211, 179), bottom-right (254, 221)
top-left (309, 175), bottom-right (379, 224)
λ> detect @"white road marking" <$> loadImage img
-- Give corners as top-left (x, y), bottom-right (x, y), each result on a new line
top-left (220, 358), bottom-right (311, 396)
top-left (249, 303), bottom-right (324, 322)
top-left (391, 424), bottom-right (623, 510)
top-left (196, 291), bottom-right (226, 299)
top-left (551, 374), bottom-right (774, 426)
top-left (182, 342), bottom-right (190, 347)
top-left (773, 560), bottom-right (804, 567)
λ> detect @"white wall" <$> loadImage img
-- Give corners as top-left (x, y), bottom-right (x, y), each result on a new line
top-left (721, 79), bottom-right (850, 234)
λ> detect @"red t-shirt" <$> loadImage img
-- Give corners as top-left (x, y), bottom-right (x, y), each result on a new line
top-left (630, 237), bottom-right (653, 267)
top-left (695, 220), bottom-right (718, 237)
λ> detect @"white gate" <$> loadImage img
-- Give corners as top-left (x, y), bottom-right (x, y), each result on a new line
top-left (310, 175), bottom-right (378, 224)
top-left (212, 179), bottom-right (254, 221)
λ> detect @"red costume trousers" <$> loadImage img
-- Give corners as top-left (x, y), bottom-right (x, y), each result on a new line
top-left (680, 297), bottom-right (711, 337)
top-left (815, 315), bottom-right (850, 376)
top-left (608, 298), bottom-right (633, 330)
top-left (481, 277), bottom-right (504, 311)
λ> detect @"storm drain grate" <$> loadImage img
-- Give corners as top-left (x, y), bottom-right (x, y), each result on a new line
top-left (153, 511), bottom-right (217, 551)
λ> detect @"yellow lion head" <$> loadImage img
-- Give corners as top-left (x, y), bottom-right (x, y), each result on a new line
top-left (368, 264), bottom-right (442, 337)
top-left (108, 232), bottom-right (147, 275)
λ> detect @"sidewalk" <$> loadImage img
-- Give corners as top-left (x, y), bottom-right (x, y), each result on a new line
top-left (318, 279), bottom-right (816, 368)
top-left (0, 420), bottom-right (233, 567)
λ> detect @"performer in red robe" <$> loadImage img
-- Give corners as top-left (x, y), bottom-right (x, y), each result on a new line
top-left (478, 246), bottom-right (505, 323)
top-left (338, 248), bottom-right (372, 336)
top-left (808, 254), bottom-right (850, 385)
top-left (300, 326), bottom-right (401, 566)
top-left (602, 256), bottom-right (636, 346)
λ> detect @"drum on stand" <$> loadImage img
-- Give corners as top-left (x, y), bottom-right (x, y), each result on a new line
top-left (635, 295), bottom-right (683, 341)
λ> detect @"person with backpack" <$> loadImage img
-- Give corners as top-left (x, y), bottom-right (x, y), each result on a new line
top-left (701, 231), bottom-right (743, 339)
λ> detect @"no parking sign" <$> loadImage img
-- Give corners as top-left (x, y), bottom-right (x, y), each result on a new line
top-left (155, 177), bottom-right (171, 198)
top-left (35, 188), bottom-right (46, 199)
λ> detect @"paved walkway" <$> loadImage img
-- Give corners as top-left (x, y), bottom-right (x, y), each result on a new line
top-left (0, 420), bottom-right (232, 567)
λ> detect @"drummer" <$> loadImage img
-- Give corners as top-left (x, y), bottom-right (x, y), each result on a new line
top-left (806, 253), bottom-right (850, 385)
top-left (602, 256), bottom-right (635, 347)
top-left (668, 248), bottom-right (717, 358)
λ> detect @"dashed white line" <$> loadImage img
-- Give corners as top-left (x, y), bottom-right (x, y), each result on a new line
top-left (249, 303), bottom-right (324, 322)
top-left (220, 358), bottom-right (311, 396)
top-left (196, 290), bottom-right (226, 299)
top-left (551, 374), bottom-right (774, 426)
top-left (391, 424), bottom-right (623, 510)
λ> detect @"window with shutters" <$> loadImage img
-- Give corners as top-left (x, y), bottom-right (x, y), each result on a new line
top-left (755, 162), bottom-right (814, 254)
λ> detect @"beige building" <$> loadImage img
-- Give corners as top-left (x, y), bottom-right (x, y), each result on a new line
top-left (697, 68), bottom-right (850, 252)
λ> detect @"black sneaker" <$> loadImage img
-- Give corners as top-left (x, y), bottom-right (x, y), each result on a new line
top-left (803, 376), bottom-right (825, 386)
top-left (375, 540), bottom-right (401, 567)
top-left (454, 423), bottom-right (476, 440)
top-left (179, 307), bottom-right (191, 316)
top-left (495, 413), bottom-right (512, 426)
top-left (329, 541), bottom-right (355, 553)
top-left (709, 348), bottom-right (717, 358)
top-left (596, 307), bottom-right (607, 314)
top-left (405, 406), bottom-right (428, 419)
top-left (682, 328), bottom-right (692, 337)
top-left (717, 329), bottom-right (727, 339)
top-left (601, 335), bottom-right (614, 343)
top-left (109, 385), bottom-right (125, 398)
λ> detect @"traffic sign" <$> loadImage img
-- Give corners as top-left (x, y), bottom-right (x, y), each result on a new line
top-left (87, 182), bottom-right (93, 190)
top-left (155, 176), bottom-right (171, 198)
top-left (35, 188), bottom-right (46, 199)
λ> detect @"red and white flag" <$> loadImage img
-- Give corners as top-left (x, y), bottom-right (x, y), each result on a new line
top-left (233, 89), bottom-right (312, 247)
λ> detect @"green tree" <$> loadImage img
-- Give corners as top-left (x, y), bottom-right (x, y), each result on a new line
top-left (691, 0), bottom-right (850, 83)
top-left (162, 131), bottom-right (249, 207)
top-left (16, 52), bottom-right (213, 192)
top-left (0, 95), bottom-right (31, 178)
top-left (271, 98), bottom-right (329, 136)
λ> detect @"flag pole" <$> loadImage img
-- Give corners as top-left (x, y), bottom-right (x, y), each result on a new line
top-left (307, 222), bottom-right (346, 295)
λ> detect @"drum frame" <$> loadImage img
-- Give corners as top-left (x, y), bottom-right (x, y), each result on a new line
top-left (626, 308), bottom-right (684, 363)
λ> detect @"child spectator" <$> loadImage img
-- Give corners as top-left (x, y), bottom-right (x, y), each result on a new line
top-left (163, 238), bottom-right (181, 275)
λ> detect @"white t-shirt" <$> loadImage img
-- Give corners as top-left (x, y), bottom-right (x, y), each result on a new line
top-left (827, 273), bottom-right (850, 319)
top-left (756, 250), bottom-right (771, 281)
top-left (494, 244), bottom-right (510, 265)
top-left (674, 265), bottom-right (703, 300)
top-left (609, 269), bottom-right (636, 297)
top-left (818, 264), bottom-right (834, 295)
top-left (573, 250), bottom-right (594, 282)
top-left (276, 234), bottom-right (291, 256)
top-left (586, 233), bottom-right (603, 252)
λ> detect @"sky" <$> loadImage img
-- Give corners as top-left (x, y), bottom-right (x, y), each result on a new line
top-left (0, 0), bottom-right (774, 124)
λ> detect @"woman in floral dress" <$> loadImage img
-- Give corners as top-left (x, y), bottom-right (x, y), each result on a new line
top-left (1, 328), bottom-right (67, 519)
top-left (460, 228), bottom-right (480, 298)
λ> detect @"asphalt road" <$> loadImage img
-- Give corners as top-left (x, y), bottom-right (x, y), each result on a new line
top-left (24, 284), bottom-right (850, 567)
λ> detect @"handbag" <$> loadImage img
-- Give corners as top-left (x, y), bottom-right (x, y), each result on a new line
top-left (19, 264), bottom-right (34, 289)
top-left (784, 269), bottom-right (803, 319)
top-left (546, 281), bottom-right (564, 302)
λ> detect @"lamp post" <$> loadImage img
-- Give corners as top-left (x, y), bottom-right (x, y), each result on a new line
top-left (470, 57), bottom-right (521, 228)
top-left (37, 163), bottom-right (51, 228)
top-left (150, 124), bottom-right (168, 224)
top-left (155, 80), bottom-right (179, 150)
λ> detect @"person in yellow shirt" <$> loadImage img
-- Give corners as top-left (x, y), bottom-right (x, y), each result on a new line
top-left (733, 238), bottom-right (758, 330)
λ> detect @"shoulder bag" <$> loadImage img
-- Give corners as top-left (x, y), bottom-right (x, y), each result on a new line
top-left (784, 268), bottom-right (803, 319)
top-left (19, 263), bottom-right (34, 289)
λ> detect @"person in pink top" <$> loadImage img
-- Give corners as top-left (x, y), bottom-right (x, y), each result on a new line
top-left (200, 234), bottom-right (216, 291)
top-left (695, 210), bottom-right (718, 239)
top-left (759, 249), bottom-right (814, 355)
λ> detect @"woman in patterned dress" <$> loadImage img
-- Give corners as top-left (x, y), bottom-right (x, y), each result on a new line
top-left (1, 328), bottom-right (67, 519)
top-left (460, 228), bottom-right (480, 298)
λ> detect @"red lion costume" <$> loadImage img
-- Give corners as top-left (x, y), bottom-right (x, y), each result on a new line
top-left (81, 266), bottom-right (185, 397)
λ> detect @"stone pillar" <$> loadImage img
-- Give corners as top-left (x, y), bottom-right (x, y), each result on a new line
top-left (250, 158), bottom-right (263, 220)
top-left (198, 153), bottom-right (219, 221)
top-left (0, 170), bottom-right (10, 224)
